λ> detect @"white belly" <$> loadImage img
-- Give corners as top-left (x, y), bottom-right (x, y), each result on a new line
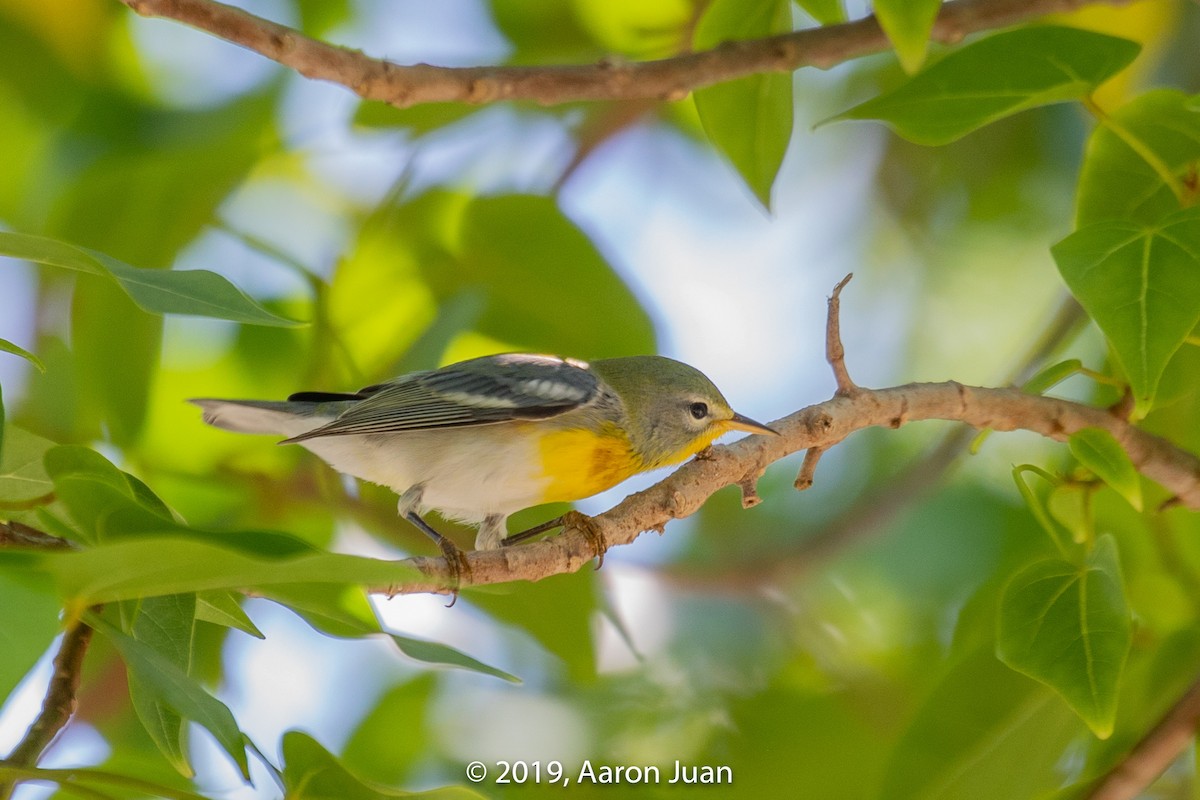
top-left (297, 424), bottom-right (550, 523)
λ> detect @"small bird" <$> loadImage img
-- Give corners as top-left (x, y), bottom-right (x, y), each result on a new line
top-left (192, 353), bottom-right (777, 583)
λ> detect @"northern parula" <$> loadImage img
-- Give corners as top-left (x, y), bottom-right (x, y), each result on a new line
top-left (192, 353), bottom-right (776, 571)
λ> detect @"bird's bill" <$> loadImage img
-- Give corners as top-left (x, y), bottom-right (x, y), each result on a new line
top-left (725, 412), bottom-right (780, 436)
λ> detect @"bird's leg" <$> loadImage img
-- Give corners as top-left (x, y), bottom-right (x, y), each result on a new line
top-left (474, 514), bottom-right (506, 551)
top-left (503, 515), bottom-right (566, 546)
top-left (399, 487), bottom-right (469, 604)
top-left (504, 510), bottom-right (607, 569)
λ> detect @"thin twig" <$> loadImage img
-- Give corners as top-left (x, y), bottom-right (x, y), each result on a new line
top-left (0, 619), bottom-right (95, 800)
top-left (117, 0), bottom-right (1127, 109)
top-left (827, 273), bottom-right (858, 395)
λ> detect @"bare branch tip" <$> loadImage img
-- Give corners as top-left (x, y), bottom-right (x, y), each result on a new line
top-left (795, 446), bottom-right (826, 491)
top-left (738, 475), bottom-right (763, 509)
top-left (831, 272), bottom-right (854, 299)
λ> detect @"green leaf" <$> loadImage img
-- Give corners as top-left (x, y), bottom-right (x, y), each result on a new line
top-left (0, 338), bottom-right (44, 373)
top-left (389, 632), bottom-right (520, 684)
top-left (35, 537), bottom-right (424, 604)
top-left (282, 730), bottom-right (487, 799)
top-left (880, 647), bottom-right (1083, 799)
top-left (1051, 206), bottom-right (1200, 417)
top-left (44, 445), bottom-right (176, 544)
top-left (794, 0), bottom-right (843, 25)
top-left (824, 26), bottom-right (1140, 145)
top-left (196, 591), bottom-right (265, 639)
top-left (124, 594), bottom-right (197, 777)
top-left (1022, 358), bottom-right (1083, 396)
top-left (1077, 90), bottom-right (1200, 226)
top-left (996, 535), bottom-right (1132, 738)
top-left (1070, 428), bottom-right (1143, 511)
top-left (874, 0), bottom-right (941, 73)
top-left (0, 425), bottom-right (55, 507)
top-left (693, 0), bottom-right (793, 207)
top-left (0, 232), bottom-right (302, 327)
top-left (88, 612), bottom-right (250, 779)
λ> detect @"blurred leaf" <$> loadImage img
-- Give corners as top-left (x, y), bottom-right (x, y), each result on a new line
top-left (196, 591), bottom-right (264, 639)
top-left (1051, 206), bottom-right (1200, 417)
top-left (266, 584), bottom-right (520, 681)
top-left (0, 572), bottom-right (62, 707)
top-left (282, 730), bottom-right (486, 799)
top-left (880, 647), bottom-right (1083, 799)
top-left (34, 537), bottom-right (424, 604)
top-left (353, 101), bottom-right (478, 135)
top-left (1077, 90), bottom-right (1200, 226)
top-left (296, 0), bottom-right (351, 35)
top-left (874, 0), bottom-right (941, 73)
top-left (572, 0), bottom-right (693, 57)
top-left (1047, 483), bottom-right (1091, 544)
top-left (0, 425), bottom-right (55, 506)
top-left (795, 0), bottom-right (844, 25)
top-left (467, 572), bottom-right (598, 682)
top-left (343, 675), bottom-right (436, 785)
top-left (491, 0), bottom-right (600, 64)
top-left (0, 233), bottom-right (302, 327)
top-left (124, 594), bottom-right (197, 777)
top-left (0, 338), bottom-right (44, 373)
top-left (997, 534), bottom-right (1132, 738)
top-left (825, 26), bottom-right (1140, 145)
top-left (1022, 358), bottom-right (1083, 395)
top-left (1069, 428), bottom-right (1142, 511)
top-left (425, 194), bottom-right (656, 356)
top-left (693, 0), bottom-right (793, 208)
top-left (389, 633), bottom-right (520, 684)
top-left (88, 612), bottom-right (250, 780)
top-left (71, 275), bottom-right (161, 444)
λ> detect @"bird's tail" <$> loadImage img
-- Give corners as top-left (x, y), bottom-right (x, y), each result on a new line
top-left (189, 398), bottom-right (337, 439)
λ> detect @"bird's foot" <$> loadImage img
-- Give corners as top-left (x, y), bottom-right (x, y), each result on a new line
top-left (404, 511), bottom-right (470, 606)
top-left (504, 511), bottom-right (606, 569)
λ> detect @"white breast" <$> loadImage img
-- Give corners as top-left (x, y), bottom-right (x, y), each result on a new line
top-left (296, 425), bottom-right (550, 524)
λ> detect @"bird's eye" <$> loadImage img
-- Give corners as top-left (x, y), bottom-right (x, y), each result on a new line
top-left (689, 401), bottom-right (709, 420)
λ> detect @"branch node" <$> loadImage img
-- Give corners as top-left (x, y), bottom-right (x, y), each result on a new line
top-left (890, 397), bottom-right (910, 429)
top-left (795, 447), bottom-right (826, 490)
top-left (826, 273), bottom-right (859, 396)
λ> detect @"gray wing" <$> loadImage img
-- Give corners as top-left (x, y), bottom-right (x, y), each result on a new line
top-left (282, 353), bottom-right (600, 442)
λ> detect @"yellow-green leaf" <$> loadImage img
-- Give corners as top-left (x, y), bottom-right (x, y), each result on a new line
top-left (1069, 428), bottom-right (1143, 511)
top-left (874, 0), bottom-right (941, 73)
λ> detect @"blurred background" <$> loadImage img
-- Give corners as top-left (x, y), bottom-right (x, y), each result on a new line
top-left (1, 0), bottom-right (1199, 797)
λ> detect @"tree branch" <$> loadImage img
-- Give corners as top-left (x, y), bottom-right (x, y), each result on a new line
top-left (380, 379), bottom-right (1200, 596)
top-left (376, 278), bottom-right (1200, 597)
top-left (117, 0), bottom-right (1127, 110)
top-left (0, 619), bottom-right (94, 800)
